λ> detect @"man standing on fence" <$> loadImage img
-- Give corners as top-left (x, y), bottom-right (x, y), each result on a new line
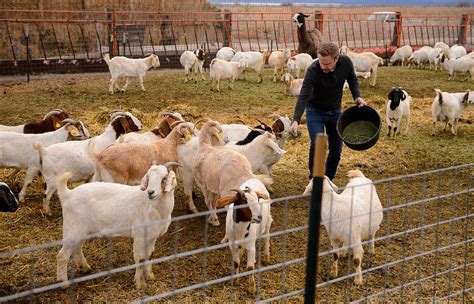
top-left (290, 41), bottom-right (366, 180)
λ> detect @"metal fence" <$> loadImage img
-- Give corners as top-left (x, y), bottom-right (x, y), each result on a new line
top-left (0, 164), bottom-right (472, 302)
top-left (0, 9), bottom-right (472, 75)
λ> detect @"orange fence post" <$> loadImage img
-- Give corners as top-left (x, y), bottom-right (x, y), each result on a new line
top-left (223, 10), bottom-right (232, 47)
top-left (314, 10), bottom-right (323, 32)
top-left (393, 11), bottom-right (401, 47)
top-left (457, 14), bottom-right (468, 45)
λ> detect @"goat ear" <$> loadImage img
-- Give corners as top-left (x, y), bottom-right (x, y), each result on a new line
top-left (462, 92), bottom-right (469, 103)
top-left (388, 90), bottom-right (394, 101)
top-left (119, 116), bottom-right (132, 133)
top-left (215, 195), bottom-right (237, 208)
top-left (52, 115), bottom-right (62, 129)
top-left (66, 125), bottom-right (79, 136)
top-left (164, 171), bottom-right (177, 192)
top-left (256, 192), bottom-right (269, 200)
top-left (302, 14), bottom-right (309, 18)
top-left (140, 174), bottom-right (149, 191)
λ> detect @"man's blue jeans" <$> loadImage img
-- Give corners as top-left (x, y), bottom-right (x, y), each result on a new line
top-left (306, 106), bottom-right (343, 180)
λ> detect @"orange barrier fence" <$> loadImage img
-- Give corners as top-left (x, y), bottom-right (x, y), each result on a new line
top-left (0, 9), bottom-right (472, 75)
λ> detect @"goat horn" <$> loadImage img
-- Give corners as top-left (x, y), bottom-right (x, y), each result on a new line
top-left (230, 189), bottom-right (245, 197)
top-left (110, 112), bottom-right (127, 120)
top-left (42, 109), bottom-right (63, 120)
top-left (256, 118), bottom-right (267, 126)
top-left (163, 162), bottom-right (181, 170)
top-left (169, 120), bottom-right (184, 129)
top-left (60, 118), bottom-right (78, 126)
top-left (194, 118), bottom-right (210, 128)
top-left (161, 110), bottom-right (176, 117)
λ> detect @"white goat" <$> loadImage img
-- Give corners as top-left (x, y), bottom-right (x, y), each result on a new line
top-left (433, 41), bottom-right (449, 58)
top-left (268, 49), bottom-right (291, 82)
top-left (104, 53), bottom-right (160, 94)
top-left (386, 87), bottom-right (411, 138)
top-left (448, 45), bottom-right (467, 60)
top-left (216, 46), bottom-right (236, 61)
top-left (340, 46), bottom-right (383, 86)
top-left (210, 58), bottom-right (248, 92)
top-left (230, 51), bottom-right (265, 83)
top-left (390, 45), bottom-right (413, 66)
top-left (216, 184), bottom-right (272, 295)
top-left (286, 53), bottom-right (314, 78)
top-left (35, 112), bottom-right (142, 215)
top-left (407, 47), bottom-right (431, 69)
top-left (441, 57), bottom-right (474, 81)
top-left (428, 48), bottom-right (444, 71)
top-left (282, 73), bottom-right (303, 96)
top-left (303, 170), bottom-right (383, 285)
top-left (55, 162), bottom-right (178, 289)
top-left (0, 119), bottom-right (89, 202)
top-left (180, 49), bottom-right (206, 82)
top-left (431, 89), bottom-right (474, 136)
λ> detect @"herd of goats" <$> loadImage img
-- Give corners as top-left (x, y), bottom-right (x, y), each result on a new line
top-left (0, 12), bottom-right (473, 296)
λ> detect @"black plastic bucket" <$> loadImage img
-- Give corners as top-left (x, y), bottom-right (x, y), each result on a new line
top-left (337, 105), bottom-right (381, 151)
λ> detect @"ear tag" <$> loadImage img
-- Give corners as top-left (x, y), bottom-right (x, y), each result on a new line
top-left (55, 122), bottom-right (61, 129)
top-left (172, 176), bottom-right (177, 187)
top-left (217, 132), bottom-right (222, 141)
top-left (185, 133), bottom-right (192, 141)
top-left (70, 127), bottom-right (79, 136)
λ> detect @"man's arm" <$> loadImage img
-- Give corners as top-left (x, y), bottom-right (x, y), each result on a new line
top-left (292, 67), bottom-right (316, 124)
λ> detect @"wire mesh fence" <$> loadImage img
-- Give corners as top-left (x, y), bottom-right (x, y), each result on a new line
top-left (0, 6), bottom-right (472, 75)
top-left (1, 164), bottom-right (472, 302)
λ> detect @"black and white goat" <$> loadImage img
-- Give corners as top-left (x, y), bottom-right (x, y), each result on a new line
top-left (0, 182), bottom-right (18, 212)
top-left (386, 87), bottom-right (411, 138)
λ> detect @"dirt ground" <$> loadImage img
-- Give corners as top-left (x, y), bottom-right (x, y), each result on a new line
top-left (0, 65), bottom-right (473, 303)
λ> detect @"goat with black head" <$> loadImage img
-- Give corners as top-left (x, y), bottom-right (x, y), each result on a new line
top-left (386, 87), bottom-right (411, 138)
top-left (0, 182), bottom-right (19, 212)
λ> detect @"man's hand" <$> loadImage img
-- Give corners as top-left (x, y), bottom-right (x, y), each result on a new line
top-left (355, 97), bottom-right (366, 108)
top-left (291, 121), bottom-right (299, 136)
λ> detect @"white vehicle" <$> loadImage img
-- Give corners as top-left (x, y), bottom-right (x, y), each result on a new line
top-left (367, 11), bottom-right (399, 22)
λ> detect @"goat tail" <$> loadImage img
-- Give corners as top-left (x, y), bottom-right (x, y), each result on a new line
top-left (210, 58), bottom-right (217, 67)
top-left (347, 169), bottom-right (365, 179)
top-left (56, 172), bottom-right (73, 199)
top-left (434, 89), bottom-right (443, 105)
top-left (103, 53), bottom-right (111, 65)
top-left (255, 174), bottom-right (273, 186)
top-left (33, 141), bottom-right (46, 168)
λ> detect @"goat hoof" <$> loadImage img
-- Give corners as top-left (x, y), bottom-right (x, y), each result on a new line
top-left (354, 276), bottom-right (363, 286)
top-left (79, 265), bottom-right (92, 273)
top-left (207, 217), bottom-right (220, 226)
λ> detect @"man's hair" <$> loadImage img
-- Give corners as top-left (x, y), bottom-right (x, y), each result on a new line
top-left (317, 42), bottom-right (339, 57)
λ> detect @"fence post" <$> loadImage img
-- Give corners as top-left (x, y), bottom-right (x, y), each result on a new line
top-left (314, 10), bottom-right (324, 32)
top-left (304, 134), bottom-right (327, 304)
top-left (25, 28), bottom-right (30, 82)
top-left (107, 8), bottom-right (118, 56)
top-left (457, 14), bottom-right (468, 45)
top-left (392, 11), bottom-right (402, 47)
top-left (223, 10), bottom-right (232, 47)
